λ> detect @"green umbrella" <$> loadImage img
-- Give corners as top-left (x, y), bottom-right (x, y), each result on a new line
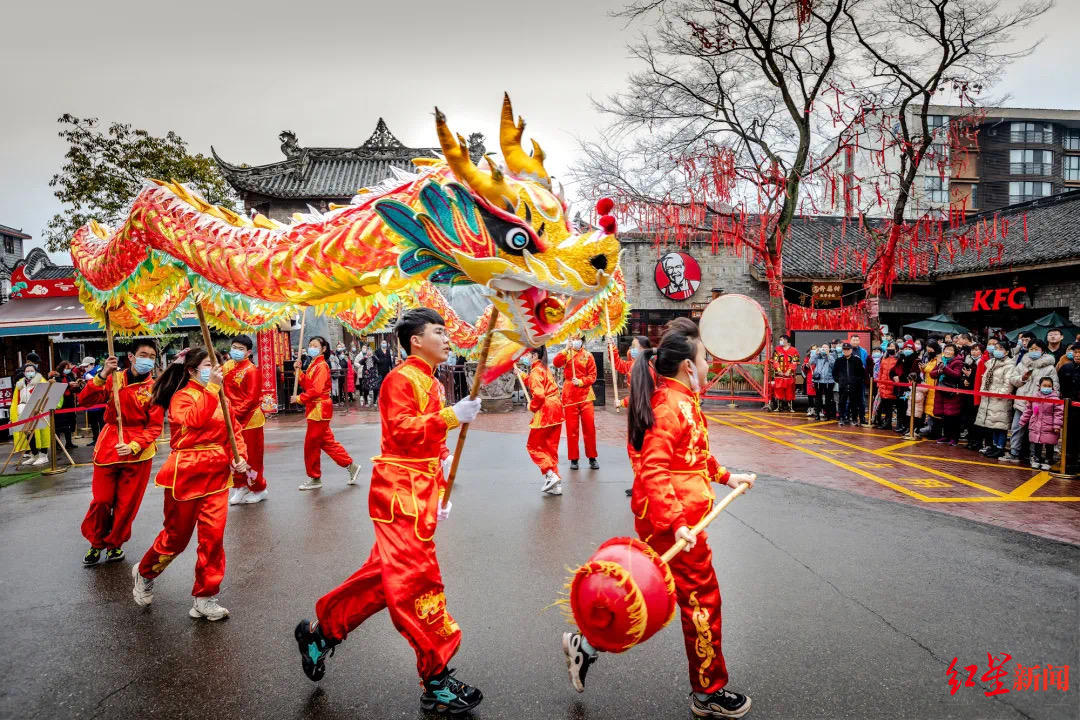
top-left (1005, 312), bottom-right (1080, 343)
top-left (902, 314), bottom-right (970, 335)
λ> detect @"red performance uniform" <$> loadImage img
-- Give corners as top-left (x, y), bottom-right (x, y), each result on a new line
top-left (629, 377), bottom-right (734, 695)
top-left (78, 370), bottom-right (165, 550)
top-left (771, 345), bottom-right (801, 402)
top-left (138, 379), bottom-right (246, 597)
top-left (552, 347), bottom-right (597, 461)
top-left (222, 358), bottom-right (267, 492)
top-left (525, 359), bottom-right (564, 476)
top-left (610, 345), bottom-right (634, 409)
top-left (297, 355), bottom-right (353, 478)
top-left (314, 355), bottom-right (462, 681)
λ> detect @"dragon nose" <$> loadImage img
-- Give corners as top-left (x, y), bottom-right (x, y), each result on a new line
top-left (589, 254), bottom-right (609, 272)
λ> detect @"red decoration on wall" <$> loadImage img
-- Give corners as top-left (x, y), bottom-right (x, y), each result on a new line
top-left (256, 330), bottom-right (278, 414)
top-left (786, 301), bottom-right (868, 331)
top-left (9, 265), bottom-right (78, 298)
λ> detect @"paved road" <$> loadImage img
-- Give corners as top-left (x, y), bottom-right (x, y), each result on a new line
top-left (1, 419), bottom-right (1077, 719)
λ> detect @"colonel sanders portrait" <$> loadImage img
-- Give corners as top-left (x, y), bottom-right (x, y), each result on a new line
top-left (657, 252), bottom-right (699, 300)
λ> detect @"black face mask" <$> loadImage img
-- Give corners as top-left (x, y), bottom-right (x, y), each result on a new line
top-left (927, 350), bottom-right (937, 357)
top-left (887, 349), bottom-right (897, 356)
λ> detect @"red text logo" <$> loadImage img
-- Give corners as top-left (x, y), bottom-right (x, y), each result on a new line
top-left (972, 287), bottom-right (1027, 312)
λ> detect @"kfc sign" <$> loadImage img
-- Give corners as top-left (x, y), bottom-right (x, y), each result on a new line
top-left (654, 252), bottom-right (701, 301)
top-left (972, 287), bottom-right (1027, 312)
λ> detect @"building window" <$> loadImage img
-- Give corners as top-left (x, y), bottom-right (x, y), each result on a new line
top-left (1066, 156), bottom-right (1080, 182)
top-left (924, 176), bottom-right (949, 204)
top-left (2, 235), bottom-right (14, 255)
top-left (1010, 122), bottom-right (1054, 144)
top-left (969, 184), bottom-right (978, 209)
top-left (1009, 149), bottom-right (1053, 175)
top-left (1009, 181), bottom-right (1053, 204)
top-left (1064, 129), bottom-right (1080, 151)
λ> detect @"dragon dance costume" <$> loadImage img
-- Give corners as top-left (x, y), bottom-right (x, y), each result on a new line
top-left (79, 369), bottom-right (164, 556)
top-left (771, 343), bottom-right (801, 405)
top-left (296, 355), bottom-right (354, 483)
top-left (525, 357), bottom-right (564, 478)
top-left (553, 347), bottom-right (598, 464)
top-left (222, 357), bottom-right (267, 495)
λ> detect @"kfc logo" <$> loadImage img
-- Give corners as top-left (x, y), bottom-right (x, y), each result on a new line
top-left (654, 252), bottom-right (701, 301)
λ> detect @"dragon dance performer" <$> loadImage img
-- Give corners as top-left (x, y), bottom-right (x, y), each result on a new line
top-left (132, 348), bottom-right (249, 621)
top-left (79, 341), bottom-right (164, 565)
top-left (562, 318), bottom-right (756, 719)
top-left (771, 335), bottom-right (800, 413)
top-left (523, 344), bottom-right (564, 496)
top-left (223, 335), bottom-right (268, 505)
top-left (553, 335), bottom-right (599, 470)
top-left (292, 336), bottom-right (361, 491)
top-left (293, 309), bottom-right (484, 714)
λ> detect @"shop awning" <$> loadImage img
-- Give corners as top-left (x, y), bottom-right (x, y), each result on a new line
top-left (0, 298), bottom-right (201, 338)
top-left (902, 314), bottom-right (970, 335)
top-left (1006, 312), bottom-right (1080, 343)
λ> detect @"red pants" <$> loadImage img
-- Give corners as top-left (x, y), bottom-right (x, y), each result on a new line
top-left (138, 490), bottom-right (228, 597)
top-left (304, 420), bottom-right (353, 479)
top-left (81, 460), bottom-right (153, 549)
top-left (238, 427), bottom-right (266, 492)
top-left (774, 376), bottom-right (795, 402)
top-left (564, 402), bottom-right (597, 461)
top-left (526, 425), bottom-right (561, 475)
top-left (315, 513), bottom-right (461, 680)
top-left (637, 523), bottom-right (729, 694)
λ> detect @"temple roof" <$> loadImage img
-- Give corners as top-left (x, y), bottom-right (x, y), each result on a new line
top-left (212, 119), bottom-right (447, 200)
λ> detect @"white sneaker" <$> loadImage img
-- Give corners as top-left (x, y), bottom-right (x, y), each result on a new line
top-left (549, 481), bottom-right (563, 496)
top-left (1030, 459), bottom-right (1040, 469)
top-left (1040, 463), bottom-right (1051, 471)
top-left (132, 565), bottom-right (154, 607)
top-left (189, 596), bottom-right (230, 621)
top-left (229, 487), bottom-right (251, 505)
top-left (31, 454), bottom-right (50, 466)
top-left (20, 453), bottom-right (32, 462)
top-left (806, 409), bottom-right (815, 417)
top-left (542, 472), bottom-right (562, 495)
top-left (243, 489), bottom-right (268, 504)
top-left (298, 478), bottom-right (322, 491)
top-left (345, 463), bottom-right (362, 486)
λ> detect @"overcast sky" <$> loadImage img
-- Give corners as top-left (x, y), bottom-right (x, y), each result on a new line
top-left (2, 0), bottom-right (1076, 263)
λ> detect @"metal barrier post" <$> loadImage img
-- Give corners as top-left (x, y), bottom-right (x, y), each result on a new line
top-left (906, 380), bottom-right (917, 440)
top-left (40, 410), bottom-right (67, 476)
top-left (1053, 401), bottom-right (1073, 478)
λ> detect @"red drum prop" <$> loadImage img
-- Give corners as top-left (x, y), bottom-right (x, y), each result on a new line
top-left (699, 294), bottom-right (768, 362)
top-left (567, 482), bottom-right (751, 653)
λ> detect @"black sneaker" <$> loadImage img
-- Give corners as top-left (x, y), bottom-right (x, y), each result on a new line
top-left (570, 460), bottom-right (579, 471)
top-left (624, 488), bottom-right (632, 497)
top-left (562, 631), bottom-right (597, 693)
top-left (420, 667), bottom-right (483, 714)
top-left (83, 547), bottom-right (102, 565)
top-left (588, 458), bottom-right (599, 470)
top-left (105, 548), bottom-right (125, 562)
top-left (690, 688), bottom-right (752, 718)
top-left (294, 620), bottom-right (338, 682)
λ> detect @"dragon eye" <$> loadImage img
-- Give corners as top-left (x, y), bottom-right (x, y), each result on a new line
top-left (505, 228), bottom-right (531, 250)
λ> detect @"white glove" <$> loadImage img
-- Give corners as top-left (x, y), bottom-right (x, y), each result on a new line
top-left (442, 455), bottom-right (454, 478)
top-left (437, 500), bottom-right (452, 522)
top-left (452, 396), bottom-right (482, 424)
top-left (674, 525), bottom-right (696, 551)
top-left (572, 378), bottom-right (584, 387)
top-left (727, 472), bottom-right (756, 490)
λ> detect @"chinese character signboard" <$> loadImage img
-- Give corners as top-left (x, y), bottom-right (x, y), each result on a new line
top-left (654, 251), bottom-right (701, 301)
top-left (812, 282), bottom-right (843, 302)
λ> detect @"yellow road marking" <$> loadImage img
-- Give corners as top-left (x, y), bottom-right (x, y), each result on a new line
top-left (921, 496), bottom-right (1080, 503)
top-left (887, 452), bottom-right (1030, 471)
top-left (903, 478), bottom-right (953, 488)
top-left (878, 440), bottom-right (920, 453)
top-left (736, 412), bottom-right (1008, 498)
top-left (813, 427), bottom-right (913, 439)
top-left (1008, 472), bottom-right (1054, 499)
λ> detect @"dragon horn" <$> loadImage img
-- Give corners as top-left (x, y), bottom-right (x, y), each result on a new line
top-left (436, 106), bottom-right (516, 210)
top-left (500, 92), bottom-right (551, 188)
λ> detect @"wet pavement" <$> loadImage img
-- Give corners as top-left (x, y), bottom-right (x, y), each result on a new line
top-left (1, 409), bottom-right (1078, 719)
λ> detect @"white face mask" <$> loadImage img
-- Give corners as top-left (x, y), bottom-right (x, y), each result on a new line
top-left (685, 359), bottom-right (701, 394)
top-left (571, 340), bottom-right (583, 350)
top-left (24, 369), bottom-right (36, 380)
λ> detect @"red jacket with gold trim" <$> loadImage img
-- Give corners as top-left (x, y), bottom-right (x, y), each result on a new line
top-left (78, 370), bottom-right (164, 466)
top-left (771, 345), bottom-right (801, 377)
top-left (297, 355), bottom-right (333, 421)
top-left (630, 377), bottom-right (731, 535)
top-left (552, 348), bottom-right (596, 405)
top-left (526, 360), bottom-right (563, 428)
top-left (222, 358), bottom-right (265, 429)
top-left (155, 380), bottom-right (247, 501)
top-left (369, 355), bottom-right (457, 542)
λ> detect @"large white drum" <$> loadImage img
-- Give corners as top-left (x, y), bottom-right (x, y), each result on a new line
top-left (699, 294), bottom-right (769, 362)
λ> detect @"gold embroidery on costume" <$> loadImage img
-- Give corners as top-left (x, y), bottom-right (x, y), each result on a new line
top-left (136, 384), bottom-right (153, 406)
top-left (152, 553), bottom-right (176, 574)
top-left (679, 400), bottom-right (703, 465)
top-left (414, 590), bottom-right (460, 638)
top-left (688, 591), bottom-right (716, 688)
top-left (399, 364), bottom-right (433, 413)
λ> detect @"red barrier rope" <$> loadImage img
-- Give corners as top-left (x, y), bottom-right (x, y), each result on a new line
top-left (873, 378), bottom-right (1066, 405)
top-left (0, 404), bottom-right (107, 433)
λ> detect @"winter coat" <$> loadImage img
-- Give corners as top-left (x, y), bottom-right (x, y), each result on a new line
top-left (974, 357), bottom-right (1014, 430)
top-left (1007, 353), bottom-right (1060, 414)
top-left (877, 356), bottom-right (899, 399)
top-left (932, 356), bottom-right (966, 417)
top-left (1020, 390), bottom-right (1063, 445)
top-left (1057, 360), bottom-right (1080, 401)
top-left (810, 351), bottom-right (835, 384)
top-left (915, 356), bottom-right (939, 419)
top-left (345, 360), bottom-right (356, 393)
top-left (833, 354), bottom-right (865, 390)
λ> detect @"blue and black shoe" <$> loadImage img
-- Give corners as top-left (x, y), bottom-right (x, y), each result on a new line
top-left (294, 619), bottom-right (338, 682)
top-left (420, 668), bottom-right (483, 714)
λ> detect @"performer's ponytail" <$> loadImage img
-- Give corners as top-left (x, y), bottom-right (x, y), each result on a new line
top-left (151, 348), bottom-right (208, 409)
top-left (627, 317), bottom-right (701, 451)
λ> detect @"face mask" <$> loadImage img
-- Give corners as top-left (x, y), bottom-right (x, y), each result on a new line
top-left (24, 369), bottom-right (36, 379)
top-left (307, 347), bottom-right (320, 358)
top-left (914, 346), bottom-right (922, 352)
top-left (887, 349), bottom-right (896, 356)
top-left (63, 368), bottom-right (72, 375)
top-left (229, 348), bottom-right (246, 362)
top-left (337, 346), bottom-right (345, 352)
top-left (1028, 351), bottom-right (1042, 360)
top-left (198, 368), bottom-right (212, 384)
top-left (872, 351), bottom-right (881, 359)
top-left (571, 340), bottom-right (582, 350)
top-left (993, 349), bottom-right (1006, 359)
top-left (133, 357), bottom-right (155, 375)
top-left (927, 349), bottom-right (937, 357)
top-left (779, 340), bottom-right (787, 347)
top-left (380, 343), bottom-right (387, 350)
top-left (1068, 351), bottom-right (1075, 360)
top-left (1040, 386), bottom-right (1053, 395)
top-left (903, 349), bottom-right (913, 356)
top-left (629, 348), bottom-right (640, 359)
top-left (835, 348), bottom-right (843, 354)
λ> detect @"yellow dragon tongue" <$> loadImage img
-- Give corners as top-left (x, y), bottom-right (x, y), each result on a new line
top-left (537, 296), bottom-right (565, 324)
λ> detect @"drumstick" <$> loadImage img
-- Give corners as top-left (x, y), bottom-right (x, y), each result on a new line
top-left (103, 311), bottom-right (125, 443)
top-left (195, 302), bottom-right (242, 463)
top-left (604, 308), bottom-right (620, 411)
top-left (292, 311), bottom-right (307, 398)
top-left (515, 368), bottom-right (531, 405)
top-left (660, 479), bottom-right (752, 563)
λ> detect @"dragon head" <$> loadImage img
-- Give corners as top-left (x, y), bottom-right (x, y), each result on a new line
top-left (374, 94), bottom-right (620, 347)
